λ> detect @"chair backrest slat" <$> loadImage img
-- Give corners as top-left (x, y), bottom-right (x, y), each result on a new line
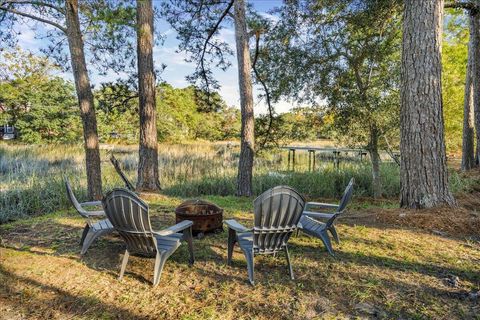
top-left (323, 178), bottom-right (354, 228)
top-left (103, 188), bottom-right (157, 255)
top-left (252, 186), bottom-right (305, 254)
top-left (338, 178), bottom-right (355, 212)
top-left (64, 177), bottom-right (89, 219)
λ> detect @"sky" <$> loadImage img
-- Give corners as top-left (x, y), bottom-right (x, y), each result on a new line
top-left (7, 0), bottom-right (295, 114)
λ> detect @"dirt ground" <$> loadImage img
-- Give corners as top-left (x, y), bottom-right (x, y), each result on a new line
top-left (348, 197), bottom-right (480, 239)
top-left (0, 193), bottom-right (479, 319)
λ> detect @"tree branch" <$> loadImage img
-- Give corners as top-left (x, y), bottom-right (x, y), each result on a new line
top-left (199, 0), bottom-right (234, 95)
top-left (445, 1), bottom-right (479, 12)
top-left (0, 5), bottom-right (67, 33)
top-left (252, 31), bottom-right (276, 150)
top-left (0, 0), bottom-right (64, 13)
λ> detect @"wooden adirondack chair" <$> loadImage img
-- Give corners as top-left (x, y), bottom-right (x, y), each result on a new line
top-left (225, 186), bottom-right (305, 285)
top-left (64, 177), bottom-right (114, 255)
top-left (103, 188), bottom-right (195, 286)
top-left (298, 178), bottom-right (354, 256)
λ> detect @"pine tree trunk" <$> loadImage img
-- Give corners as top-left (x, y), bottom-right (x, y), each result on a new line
top-left (369, 124), bottom-right (382, 199)
top-left (234, 0), bottom-right (255, 197)
top-left (136, 0), bottom-right (160, 192)
top-left (462, 13), bottom-right (475, 171)
top-left (65, 0), bottom-right (102, 200)
top-left (400, 0), bottom-right (455, 208)
top-left (472, 8), bottom-right (480, 165)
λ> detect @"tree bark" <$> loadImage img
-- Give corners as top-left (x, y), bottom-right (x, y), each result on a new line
top-left (368, 124), bottom-right (382, 199)
top-left (136, 0), bottom-right (161, 192)
top-left (400, 0), bottom-right (455, 208)
top-left (65, 0), bottom-right (102, 200)
top-left (462, 13), bottom-right (475, 170)
top-left (471, 7), bottom-right (480, 165)
top-left (234, 0), bottom-right (255, 197)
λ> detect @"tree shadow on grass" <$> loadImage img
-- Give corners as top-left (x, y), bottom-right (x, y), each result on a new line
top-left (294, 234), bottom-right (480, 284)
top-left (0, 215), bottom-right (227, 285)
top-left (0, 265), bottom-right (145, 319)
top-left (2, 210), bottom-right (479, 318)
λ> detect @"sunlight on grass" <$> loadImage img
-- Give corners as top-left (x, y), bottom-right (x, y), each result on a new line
top-left (1, 193), bottom-right (479, 319)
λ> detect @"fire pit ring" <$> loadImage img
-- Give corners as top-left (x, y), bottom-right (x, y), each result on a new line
top-left (175, 200), bottom-right (223, 235)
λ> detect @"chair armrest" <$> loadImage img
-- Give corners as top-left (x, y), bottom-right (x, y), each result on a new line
top-left (225, 219), bottom-right (251, 233)
top-left (154, 220), bottom-right (194, 237)
top-left (305, 202), bottom-right (339, 210)
top-left (303, 210), bottom-right (336, 219)
top-left (85, 210), bottom-right (106, 217)
top-left (80, 200), bottom-right (102, 207)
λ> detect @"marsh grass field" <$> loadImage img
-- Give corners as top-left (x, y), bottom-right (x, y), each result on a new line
top-left (0, 141), bottom-right (407, 223)
top-left (0, 142), bottom-right (480, 319)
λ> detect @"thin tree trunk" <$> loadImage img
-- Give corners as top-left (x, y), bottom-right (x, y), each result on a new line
top-left (234, 0), bottom-right (255, 197)
top-left (65, 0), bottom-right (102, 200)
top-left (462, 13), bottom-right (475, 170)
top-left (136, 0), bottom-right (160, 192)
top-left (400, 0), bottom-right (455, 208)
top-left (369, 124), bottom-right (382, 199)
top-left (472, 7), bottom-right (480, 165)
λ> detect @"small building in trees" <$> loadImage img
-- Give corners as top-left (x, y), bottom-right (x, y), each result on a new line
top-left (0, 124), bottom-right (16, 140)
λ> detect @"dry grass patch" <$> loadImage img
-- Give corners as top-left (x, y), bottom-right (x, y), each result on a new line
top-left (1, 194), bottom-right (479, 319)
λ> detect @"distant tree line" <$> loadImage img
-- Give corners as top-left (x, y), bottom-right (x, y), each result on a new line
top-left (0, 50), bottom-right (239, 143)
top-left (0, 48), bottom-right (325, 145)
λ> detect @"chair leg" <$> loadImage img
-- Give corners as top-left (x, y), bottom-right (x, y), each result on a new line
top-left (119, 250), bottom-right (129, 281)
top-left (80, 224), bottom-right (90, 245)
top-left (80, 229), bottom-right (110, 255)
top-left (328, 226), bottom-right (340, 244)
top-left (244, 250), bottom-right (255, 286)
top-left (227, 228), bottom-right (236, 266)
top-left (80, 228), bottom-right (96, 255)
top-left (319, 230), bottom-right (335, 257)
top-left (183, 226), bottom-right (195, 265)
top-left (153, 252), bottom-right (168, 287)
top-left (284, 245), bottom-right (294, 280)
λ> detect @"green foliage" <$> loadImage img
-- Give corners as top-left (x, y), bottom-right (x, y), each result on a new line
top-left (0, 49), bottom-right (240, 144)
top-left (156, 83), bottom-right (240, 142)
top-left (0, 48), bottom-right (81, 143)
top-left (442, 10), bottom-right (469, 153)
top-left (94, 81), bottom-right (139, 142)
top-left (0, 0), bottom-right (139, 77)
top-left (255, 106), bottom-right (329, 148)
top-left (257, 0), bottom-right (402, 151)
top-left (164, 163), bottom-right (402, 199)
top-left (161, 0), bottom-right (235, 91)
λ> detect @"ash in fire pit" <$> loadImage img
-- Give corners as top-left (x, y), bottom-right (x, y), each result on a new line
top-left (175, 200), bottom-right (223, 236)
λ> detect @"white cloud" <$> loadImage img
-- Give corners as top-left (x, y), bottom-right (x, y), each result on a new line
top-left (259, 12), bottom-right (280, 22)
top-left (16, 23), bottom-right (37, 47)
top-left (154, 46), bottom-right (190, 66)
top-left (219, 84), bottom-right (240, 107)
top-left (161, 28), bottom-right (175, 37)
top-left (213, 28), bottom-right (236, 47)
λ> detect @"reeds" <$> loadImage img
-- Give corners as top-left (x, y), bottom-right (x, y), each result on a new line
top-left (0, 142), bottom-right (471, 223)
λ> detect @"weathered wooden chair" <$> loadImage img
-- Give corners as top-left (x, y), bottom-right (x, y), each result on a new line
top-left (225, 186), bottom-right (305, 285)
top-left (298, 178), bottom-right (354, 256)
top-left (103, 188), bottom-right (195, 286)
top-left (64, 177), bottom-right (114, 255)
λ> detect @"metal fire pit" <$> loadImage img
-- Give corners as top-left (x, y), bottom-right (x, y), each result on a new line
top-left (175, 200), bottom-right (223, 235)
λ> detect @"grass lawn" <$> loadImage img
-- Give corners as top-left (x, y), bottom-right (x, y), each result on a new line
top-left (0, 193), bottom-right (479, 319)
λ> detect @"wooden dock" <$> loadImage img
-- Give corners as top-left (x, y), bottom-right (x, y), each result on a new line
top-left (280, 146), bottom-right (399, 171)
